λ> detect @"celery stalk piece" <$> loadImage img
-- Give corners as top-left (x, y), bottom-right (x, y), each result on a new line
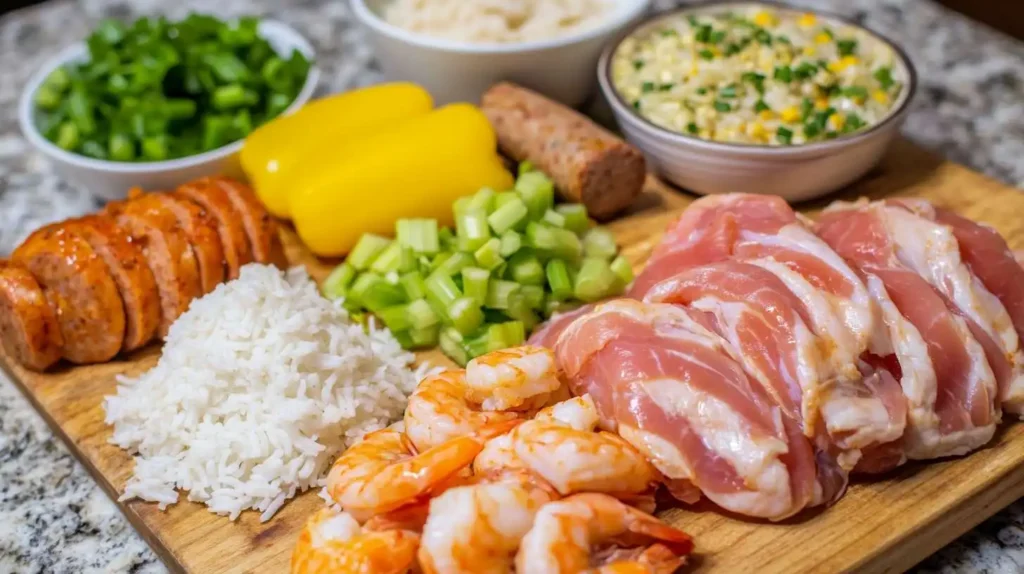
top-left (499, 321), bottom-right (526, 346)
top-left (494, 191), bottom-right (519, 211)
top-left (321, 263), bottom-right (356, 300)
top-left (391, 330), bottom-right (415, 350)
top-left (449, 297), bottom-right (485, 335)
top-left (456, 208), bottom-right (491, 253)
top-left (545, 259), bottom-right (573, 301)
top-left (377, 304), bottom-right (412, 332)
top-left (396, 218), bottom-right (440, 255)
top-left (525, 222), bottom-right (582, 262)
top-left (399, 271), bottom-right (427, 301)
top-left (473, 238), bottom-right (504, 271)
top-left (544, 299), bottom-right (582, 318)
top-left (519, 285), bottom-right (545, 310)
top-left (350, 273), bottom-right (406, 313)
top-left (462, 267), bottom-right (490, 306)
top-left (487, 197), bottom-right (529, 235)
top-left (407, 298), bottom-right (440, 330)
top-left (508, 252), bottom-right (545, 286)
top-left (425, 272), bottom-right (463, 313)
top-left (555, 204), bottom-right (590, 234)
top-left (574, 257), bottom-right (618, 303)
top-left (506, 292), bottom-right (540, 331)
top-left (370, 242), bottom-right (413, 274)
top-left (542, 209), bottom-right (567, 228)
top-left (440, 327), bottom-right (469, 366)
top-left (348, 234), bottom-right (391, 270)
top-left (515, 171), bottom-right (555, 220)
top-left (582, 227), bottom-right (618, 260)
top-left (468, 187), bottom-right (496, 213)
top-left (499, 230), bottom-right (522, 257)
top-left (434, 251), bottom-right (475, 277)
top-left (409, 324), bottom-right (440, 348)
top-left (486, 280), bottom-right (521, 310)
top-left (610, 255), bottom-right (635, 286)
top-left (462, 330), bottom-right (492, 360)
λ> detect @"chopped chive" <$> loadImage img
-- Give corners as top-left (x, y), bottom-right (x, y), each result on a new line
top-left (632, 100), bottom-right (641, 110)
top-left (709, 30), bottom-right (727, 44)
top-left (641, 81), bottom-right (656, 93)
top-left (776, 126), bottom-right (794, 144)
top-left (773, 65), bottom-right (792, 83)
top-left (754, 100), bottom-right (771, 113)
top-left (660, 28), bottom-right (679, 37)
top-left (804, 121), bottom-right (821, 139)
top-left (874, 67), bottom-right (895, 89)
top-left (658, 83), bottom-right (674, 92)
top-left (718, 84), bottom-right (738, 98)
top-left (776, 34), bottom-right (791, 44)
top-left (714, 100), bottom-right (732, 112)
top-left (695, 25), bottom-right (712, 43)
top-left (842, 86), bottom-right (869, 99)
top-left (844, 113), bottom-right (866, 132)
top-left (632, 59), bottom-right (645, 70)
top-left (687, 122), bottom-right (699, 134)
top-left (837, 39), bottom-right (858, 56)
top-left (699, 49), bottom-right (715, 60)
top-left (801, 97), bottom-right (814, 121)
top-left (754, 29), bottom-right (773, 45)
top-left (794, 62), bottom-right (818, 80)
top-left (696, 87), bottom-right (709, 95)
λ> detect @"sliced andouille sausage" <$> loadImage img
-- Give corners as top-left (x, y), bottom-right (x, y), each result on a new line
top-left (64, 215), bottom-right (161, 352)
top-left (107, 197), bottom-right (202, 338)
top-left (481, 82), bottom-right (646, 220)
top-left (12, 225), bottom-right (126, 364)
top-left (176, 178), bottom-right (254, 279)
top-left (139, 190), bottom-right (226, 294)
top-left (209, 176), bottom-right (288, 268)
top-left (0, 260), bottom-right (63, 371)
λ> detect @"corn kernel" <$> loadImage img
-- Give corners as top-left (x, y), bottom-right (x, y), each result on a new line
top-left (815, 98), bottom-right (830, 110)
top-left (829, 114), bottom-right (846, 131)
top-left (815, 32), bottom-right (831, 44)
top-left (781, 106), bottom-right (801, 122)
top-left (803, 46), bottom-right (817, 57)
top-left (828, 56), bottom-right (860, 72)
top-left (753, 11), bottom-right (777, 27)
top-left (798, 13), bottom-right (817, 27)
top-left (872, 90), bottom-right (890, 104)
top-left (748, 123), bottom-right (767, 139)
top-left (759, 110), bottom-right (775, 121)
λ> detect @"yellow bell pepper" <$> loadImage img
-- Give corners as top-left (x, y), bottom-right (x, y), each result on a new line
top-left (240, 83), bottom-right (433, 218)
top-left (290, 104), bottom-right (514, 257)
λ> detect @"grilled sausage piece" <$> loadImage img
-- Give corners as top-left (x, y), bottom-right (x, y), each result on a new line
top-left (140, 191), bottom-right (226, 294)
top-left (12, 225), bottom-right (126, 364)
top-left (64, 215), bottom-right (161, 352)
top-left (0, 260), bottom-right (63, 371)
top-left (176, 179), bottom-right (254, 280)
top-left (107, 197), bottom-right (202, 338)
top-left (481, 82), bottom-right (646, 220)
top-left (210, 176), bottom-right (287, 268)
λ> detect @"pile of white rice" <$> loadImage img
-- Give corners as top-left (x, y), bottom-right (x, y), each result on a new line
top-left (383, 0), bottom-right (614, 44)
top-left (104, 264), bottom-right (425, 521)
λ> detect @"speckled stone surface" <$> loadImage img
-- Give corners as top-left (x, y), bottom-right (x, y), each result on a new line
top-left (0, 0), bottom-right (1023, 572)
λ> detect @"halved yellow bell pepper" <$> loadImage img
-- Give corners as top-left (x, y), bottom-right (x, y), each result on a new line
top-left (291, 104), bottom-right (514, 257)
top-left (241, 83), bottom-right (433, 218)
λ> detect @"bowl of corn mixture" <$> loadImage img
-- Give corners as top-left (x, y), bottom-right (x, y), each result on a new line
top-left (597, 2), bottom-right (916, 201)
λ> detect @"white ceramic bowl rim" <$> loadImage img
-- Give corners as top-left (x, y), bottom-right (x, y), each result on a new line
top-left (598, 1), bottom-right (919, 157)
top-left (18, 19), bottom-right (320, 174)
top-left (350, 0), bottom-right (653, 54)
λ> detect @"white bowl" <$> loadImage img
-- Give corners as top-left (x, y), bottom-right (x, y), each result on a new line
top-left (351, 0), bottom-right (652, 107)
top-left (597, 3), bottom-right (918, 203)
top-left (18, 20), bottom-right (320, 202)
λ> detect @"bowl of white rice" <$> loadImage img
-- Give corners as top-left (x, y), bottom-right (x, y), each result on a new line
top-left (597, 2), bottom-right (917, 202)
top-left (351, 0), bottom-right (652, 106)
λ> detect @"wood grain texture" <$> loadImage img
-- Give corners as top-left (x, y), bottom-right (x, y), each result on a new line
top-left (3, 138), bottom-right (1023, 574)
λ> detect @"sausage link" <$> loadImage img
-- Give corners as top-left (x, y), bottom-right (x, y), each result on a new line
top-left (138, 191), bottom-right (226, 294)
top-left (481, 82), bottom-right (646, 220)
top-left (0, 260), bottom-right (63, 371)
top-left (176, 179), bottom-right (254, 279)
top-left (64, 215), bottom-right (161, 352)
top-left (209, 176), bottom-right (287, 268)
top-left (12, 225), bottom-right (126, 364)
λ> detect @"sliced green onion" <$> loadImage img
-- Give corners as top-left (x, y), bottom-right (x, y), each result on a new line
top-left (582, 228), bottom-right (618, 260)
top-left (574, 257), bottom-right (618, 303)
top-left (546, 259), bottom-right (573, 301)
top-left (408, 298), bottom-right (439, 330)
top-left (555, 204), bottom-right (589, 234)
top-left (499, 230), bottom-right (522, 257)
top-left (348, 234), bottom-right (391, 270)
top-left (321, 263), bottom-right (356, 300)
top-left (487, 197), bottom-right (529, 235)
top-left (486, 280), bottom-right (521, 310)
top-left (449, 297), bottom-right (485, 335)
top-left (474, 238), bottom-right (504, 270)
top-left (456, 208), bottom-right (491, 252)
top-left (462, 267), bottom-right (490, 306)
top-left (396, 219), bottom-right (440, 255)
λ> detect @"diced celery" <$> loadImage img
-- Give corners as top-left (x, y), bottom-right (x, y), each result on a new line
top-left (518, 160), bottom-right (535, 176)
top-left (499, 230), bottom-right (522, 257)
top-left (370, 242), bottom-right (413, 274)
top-left (425, 272), bottom-right (463, 313)
top-left (486, 280), bottom-right (521, 310)
top-left (377, 304), bottom-right (412, 332)
top-left (492, 320), bottom-right (526, 349)
top-left (508, 252), bottom-right (545, 286)
top-left (462, 330), bottom-right (492, 360)
top-left (542, 209), bottom-right (566, 228)
top-left (583, 227), bottom-right (618, 260)
top-left (405, 298), bottom-right (438, 330)
top-left (347, 272), bottom-right (381, 307)
top-left (409, 324), bottom-right (440, 348)
top-left (456, 208), bottom-right (491, 252)
top-left (434, 251), bottom-right (475, 277)
top-left (350, 273), bottom-right (406, 312)
top-left (462, 267), bottom-right (490, 305)
top-left (440, 327), bottom-right (469, 366)
top-left (544, 299), bottom-right (582, 318)
top-left (453, 196), bottom-right (471, 217)
top-left (506, 293), bottom-right (540, 331)
top-left (321, 263), bottom-right (356, 300)
top-left (391, 330), bottom-right (414, 350)
top-left (610, 255), bottom-right (634, 286)
top-left (545, 259), bottom-right (573, 301)
top-left (556, 204), bottom-right (590, 234)
top-left (516, 171), bottom-right (555, 220)
top-left (474, 238), bottom-right (504, 270)
top-left (520, 285), bottom-right (545, 310)
top-left (493, 191), bottom-right (519, 211)
top-left (449, 297), bottom-right (485, 335)
top-left (400, 271), bottom-right (427, 301)
top-left (526, 222), bottom-right (582, 262)
top-left (438, 226), bottom-right (457, 251)
top-left (487, 197), bottom-right (529, 235)
top-left (468, 187), bottom-right (496, 213)
top-left (396, 219), bottom-right (440, 255)
top-left (574, 257), bottom-right (618, 303)
top-left (348, 234), bottom-right (391, 270)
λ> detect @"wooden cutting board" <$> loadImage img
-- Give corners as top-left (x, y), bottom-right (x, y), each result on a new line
top-left (4, 138), bottom-right (1024, 574)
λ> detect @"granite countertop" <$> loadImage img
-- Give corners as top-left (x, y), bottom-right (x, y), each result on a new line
top-left (1, 0), bottom-right (1024, 572)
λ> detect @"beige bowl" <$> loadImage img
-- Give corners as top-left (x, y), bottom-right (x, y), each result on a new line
top-left (597, 3), bottom-right (917, 202)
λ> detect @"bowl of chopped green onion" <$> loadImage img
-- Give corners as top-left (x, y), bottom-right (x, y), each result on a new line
top-left (19, 14), bottom-right (318, 201)
top-left (597, 2), bottom-right (916, 202)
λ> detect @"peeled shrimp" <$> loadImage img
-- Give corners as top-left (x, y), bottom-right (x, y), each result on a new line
top-left (464, 346), bottom-right (566, 411)
top-left (515, 493), bottom-right (693, 574)
top-left (588, 545), bottom-right (689, 574)
top-left (326, 429), bottom-right (482, 517)
top-left (418, 471), bottom-right (558, 574)
top-left (404, 370), bottom-right (524, 452)
top-left (291, 508), bottom-right (419, 574)
top-left (512, 395), bottom-right (659, 497)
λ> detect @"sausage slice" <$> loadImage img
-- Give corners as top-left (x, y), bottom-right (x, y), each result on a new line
top-left (107, 197), bottom-right (202, 338)
top-left (210, 176), bottom-right (287, 268)
top-left (12, 225), bottom-right (126, 364)
top-left (140, 191), bottom-right (226, 294)
top-left (64, 215), bottom-right (161, 352)
top-left (0, 260), bottom-right (63, 371)
top-left (176, 178), bottom-right (254, 279)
